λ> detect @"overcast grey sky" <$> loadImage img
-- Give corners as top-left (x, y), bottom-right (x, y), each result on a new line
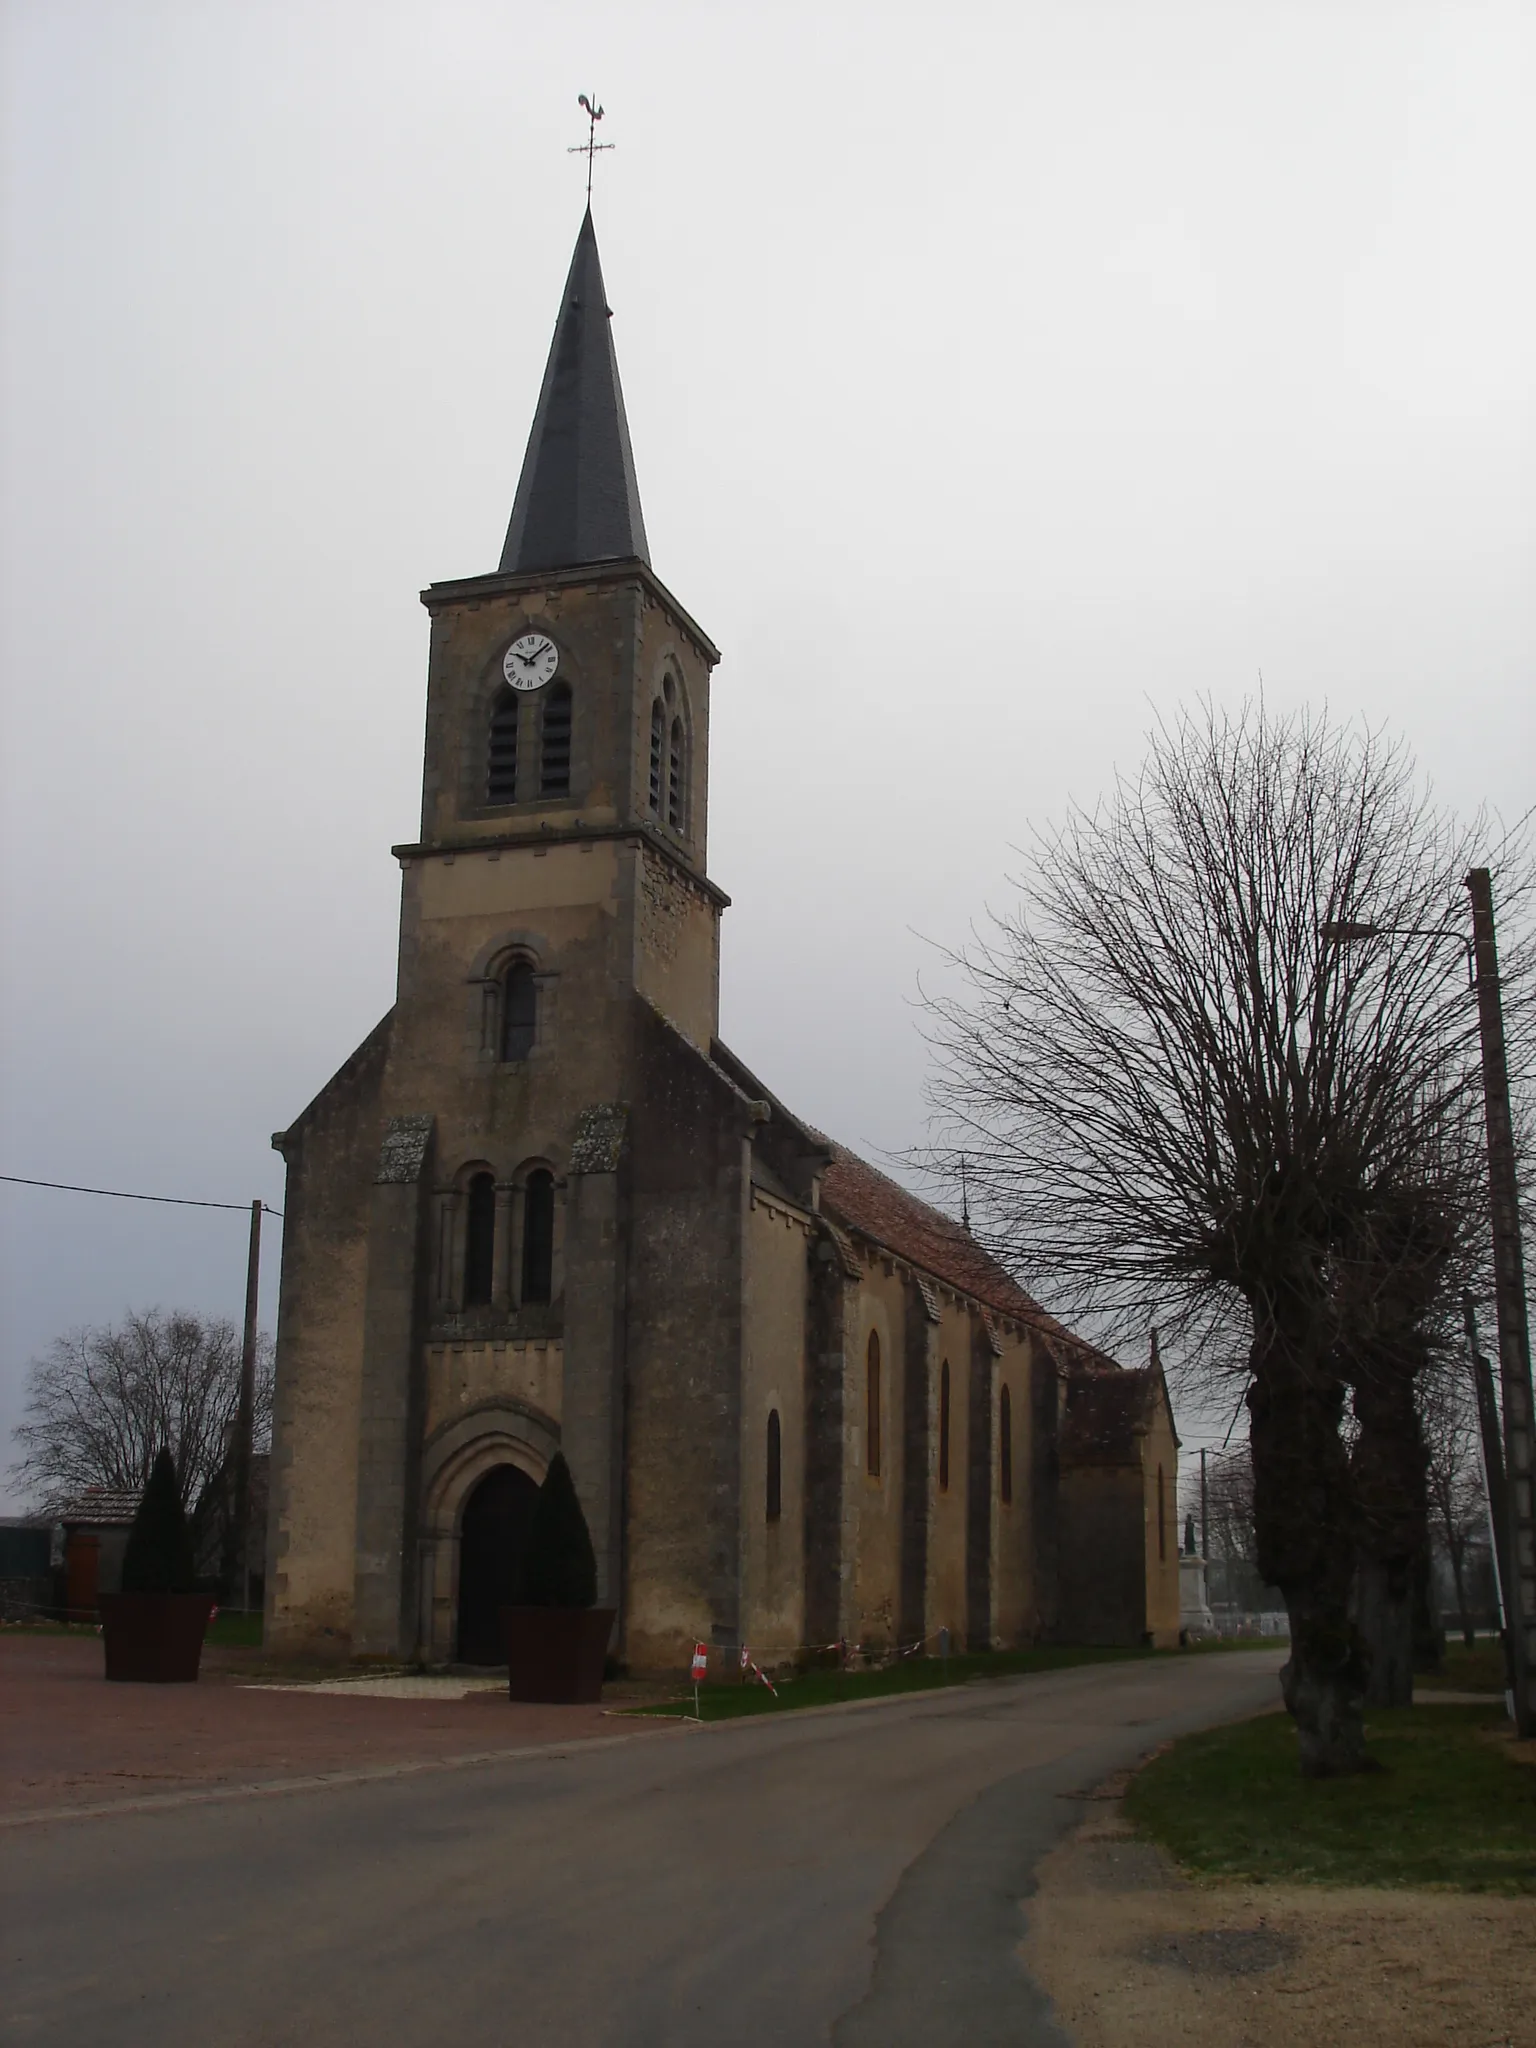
top-left (2, 1), bottom-right (1532, 1505)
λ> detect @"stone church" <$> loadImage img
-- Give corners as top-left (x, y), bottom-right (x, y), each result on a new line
top-left (265, 210), bottom-right (1180, 1671)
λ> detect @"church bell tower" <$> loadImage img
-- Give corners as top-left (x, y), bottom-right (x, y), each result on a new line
top-left (402, 206), bottom-right (726, 1055)
top-left (270, 209), bottom-right (733, 1662)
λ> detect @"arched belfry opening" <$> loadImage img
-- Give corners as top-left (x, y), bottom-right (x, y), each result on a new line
top-left (463, 1172), bottom-right (496, 1306)
top-left (486, 686), bottom-right (519, 803)
top-left (522, 1168), bottom-right (556, 1303)
top-left (457, 1463), bottom-right (540, 1664)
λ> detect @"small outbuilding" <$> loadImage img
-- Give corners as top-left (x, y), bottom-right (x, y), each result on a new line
top-left (1055, 1356), bottom-right (1182, 1648)
top-left (57, 1490), bottom-right (141, 1618)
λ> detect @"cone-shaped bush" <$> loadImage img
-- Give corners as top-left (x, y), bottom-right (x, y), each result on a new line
top-left (121, 1447), bottom-right (197, 1594)
top-left (523, 1453), bottom-right (597, 1608)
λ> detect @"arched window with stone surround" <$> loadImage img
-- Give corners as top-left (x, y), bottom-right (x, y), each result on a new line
top-left (999, 1384), bottom-right (1013, 1504)
top-left (938, 1359), bottom-right (951, 1492)
top-left (539, 683), bottom-right (572, 797)
top-left (500, 959), bottom-right (537, 1062)
top-left (486, 686), bottom-right (519, 804)
top-left (521, 1168), bottom-right (555, 1304)
top-left (649, 673), bottom-right (687, 828)
top-left (463, 1172), bottom-right (496, 1306)
top-left (766, 1410), bottom-right (781, 1523)
top-left (866, 1330), bottom-right (882, 1479)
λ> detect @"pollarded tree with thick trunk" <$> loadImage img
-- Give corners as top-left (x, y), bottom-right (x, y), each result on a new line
top-left (1336, 1163), bottom-right (1478, 1703)
top-left (923, 700), bottom-right (1523, 1775)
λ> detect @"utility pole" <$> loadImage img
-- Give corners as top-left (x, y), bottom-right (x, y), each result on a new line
top-left (1465, 868), bottom-right (1536, 1736)
top-left (232, 1201), bottom-right (262, 1614)
top-left (1463, 1295), bottom-right (1512, 1677)
top-left (1199, 1448), bottom-right (1209, 1559)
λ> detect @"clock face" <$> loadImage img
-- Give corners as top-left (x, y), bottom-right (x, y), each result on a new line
top-left (503, 632), bottom-right (559, 693)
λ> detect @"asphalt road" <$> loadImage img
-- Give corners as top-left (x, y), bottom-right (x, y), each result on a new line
top-left (4, 1650), bottom-right (1284, 2048)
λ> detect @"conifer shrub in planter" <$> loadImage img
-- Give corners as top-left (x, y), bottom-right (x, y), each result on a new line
top-left (501, 1454), bottom-right (614, 1703)
top-left (98, 1448), bottom-right (216, 1682)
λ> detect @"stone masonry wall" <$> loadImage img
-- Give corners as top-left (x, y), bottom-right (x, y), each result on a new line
top-left (266, 1014), bottom-right (393, 1654)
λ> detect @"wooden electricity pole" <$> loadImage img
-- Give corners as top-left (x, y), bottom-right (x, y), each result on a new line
top-left (1463, 1295), bottom-right (1512, 1667)
top-left (1466, 868), bottom-right (1536, 1735)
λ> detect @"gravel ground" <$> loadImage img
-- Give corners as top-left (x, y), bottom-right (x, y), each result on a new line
top-left (1024, 1802), bottom-right (1536, 2047)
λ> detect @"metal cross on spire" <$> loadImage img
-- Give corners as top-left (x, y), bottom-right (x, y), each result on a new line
top-left (568, 94), bottom-right (614, 204)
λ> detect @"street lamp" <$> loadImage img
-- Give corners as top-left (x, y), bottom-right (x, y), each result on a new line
top-left (1322, 870), bottom-right (1536, 1736)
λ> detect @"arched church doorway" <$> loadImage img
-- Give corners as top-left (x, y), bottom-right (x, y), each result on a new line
top-left (457, 1463), bottom-right (539, 1664)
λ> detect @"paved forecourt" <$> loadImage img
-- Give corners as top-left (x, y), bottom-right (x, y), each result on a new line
top-left (0, 1634), bottom-right (639, 1817)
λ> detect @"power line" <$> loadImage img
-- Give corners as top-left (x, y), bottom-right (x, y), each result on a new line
top-left (0, 1174), bottom-right (281, 1219)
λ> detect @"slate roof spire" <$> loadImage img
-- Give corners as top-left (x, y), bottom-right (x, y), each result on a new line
top-left (499, 209), bottom-right (650, 575)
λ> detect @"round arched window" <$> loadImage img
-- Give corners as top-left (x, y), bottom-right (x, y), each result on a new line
top-left (501, 960), bottom-right (536, 1062)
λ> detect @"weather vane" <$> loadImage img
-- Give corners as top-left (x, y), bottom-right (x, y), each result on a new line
top-left (568, 94), bottom-right (614, 204)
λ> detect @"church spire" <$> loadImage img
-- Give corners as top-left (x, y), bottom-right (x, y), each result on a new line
top-left (499, 210), bottom-right (650, 576)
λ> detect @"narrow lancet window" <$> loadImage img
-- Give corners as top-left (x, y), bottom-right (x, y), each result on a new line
top-left (999, 1385), bottom-right (1013, 1504)
top-left (500, 960), bottom-right (536, 1062)
top-left (668, 718), bottom-right (685, 830)
top-left (522, 1169), bottom-right (555, 1304)
top-left (938, 1360), bottom-right (951, 1492)
top-left (866, 1330), bottom-right (882, 1478)
top-left (540, 684), bottom-right (572, 797)
top-left (464, 1173), bottom-right (496, 1306)
top-left (766, 1410), bottom-right (782, 1523)
top-left (487, 688), bottom-right (519, 804)
top-left (1157, 1465), bottom-right (1167, 1561)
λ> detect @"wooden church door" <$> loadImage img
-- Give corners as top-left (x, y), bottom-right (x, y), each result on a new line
top-left (457, 1464), bottom-right (539, 1664)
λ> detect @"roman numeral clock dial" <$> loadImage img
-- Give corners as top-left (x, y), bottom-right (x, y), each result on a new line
top-left (503, 632), bottom-right (559, 692)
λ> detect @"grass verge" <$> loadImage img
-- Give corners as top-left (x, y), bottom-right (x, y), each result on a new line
top-left (205, 1609), bottom-right (263, 1647)
top-left (626, 1641), bottom-right (1278, 1721)
top-left (1127, 1702), bottom-right (1536, 1894)
top-left (1416, 1637), bottom-right (1507, 1693)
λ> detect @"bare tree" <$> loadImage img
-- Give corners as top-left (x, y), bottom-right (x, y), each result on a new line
top-left (1199, 1447), bottom-right (1286, 1614)
top-left (10, 1309), bottom-right (273, 1522)
top-left (1420, 1356), bottom-right (1493, 1647)
top-left (1203, 1450), bottom-right (1257, 1571)
top-left (924, 700), bottom-right (1527, 1775)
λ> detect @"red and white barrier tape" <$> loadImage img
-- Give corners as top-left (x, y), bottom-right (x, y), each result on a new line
top-left (738, 1643), bottom-right (779, 1697)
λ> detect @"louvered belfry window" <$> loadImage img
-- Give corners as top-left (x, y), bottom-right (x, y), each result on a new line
top-left (649, 699), bottom-right (665, 813)
top-left (487, 688), bottom-right (519, 803)
top-left (668, 718), bottom-right (685, 830)
top-left (540, 683), bottom-right (572, 797)
top-left (522, 1169), bottom-right (555, 1304)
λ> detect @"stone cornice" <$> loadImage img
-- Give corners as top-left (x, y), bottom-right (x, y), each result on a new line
top-left (390, 820), bottom-right (732, 911)
top-left (419, 558), bottom-right (721, 668)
